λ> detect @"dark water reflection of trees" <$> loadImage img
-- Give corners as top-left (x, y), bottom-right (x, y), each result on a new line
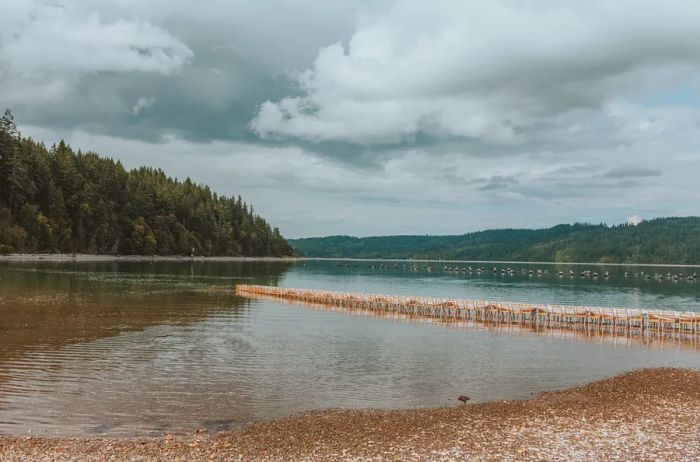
top-left (0, 260), bottom-right (293, 369)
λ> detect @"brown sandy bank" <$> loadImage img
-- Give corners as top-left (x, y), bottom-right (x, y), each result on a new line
top-left (0, 368), bottom-right (698, 461)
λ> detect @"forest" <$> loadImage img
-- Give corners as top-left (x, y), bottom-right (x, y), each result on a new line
top-left (290, 218), bottom-right (700, 264)
top-left (0, 110), bottom-right (293, 257)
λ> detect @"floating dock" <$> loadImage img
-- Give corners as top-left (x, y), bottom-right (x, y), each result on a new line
top-left (236, 284), bottom-right (700, 337)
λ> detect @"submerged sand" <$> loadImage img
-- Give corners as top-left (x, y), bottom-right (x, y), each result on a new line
top-left (0, 368), bottom-right (698, 461)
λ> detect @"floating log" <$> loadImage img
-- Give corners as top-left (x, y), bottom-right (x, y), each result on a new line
top-left (235, 285), bottom-right (700, 337)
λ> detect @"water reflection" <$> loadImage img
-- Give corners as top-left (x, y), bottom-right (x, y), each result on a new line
top-left (0, 260), bottom-right (292, 367)
top-left (284, 260), bottom-right (700, 311)
top-left (250, 293), bottom-right (700, 352)
top-left (0, 260), bottom-right (698, 437)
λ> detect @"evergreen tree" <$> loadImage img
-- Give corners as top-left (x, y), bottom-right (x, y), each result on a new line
top-left (0, 110), bottom-right (294, 257)
top-left (290, 219), bottom-right (700, 264)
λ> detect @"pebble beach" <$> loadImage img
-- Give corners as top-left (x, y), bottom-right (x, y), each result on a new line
top-left (0, 368), bottom-right (698, 461)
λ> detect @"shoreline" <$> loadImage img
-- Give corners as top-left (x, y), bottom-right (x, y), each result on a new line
top-left (1, 368), bottom-right (698, 461)
top-left (2, 254), bottom-right (700, 267)
top-left (0, 253), bottom-right (304, 262)
top-left (309, 256), bottom-right (700, 268)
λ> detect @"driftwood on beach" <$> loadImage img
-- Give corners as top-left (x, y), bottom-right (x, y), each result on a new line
top-left (236, 284), bottom-right (700, 339)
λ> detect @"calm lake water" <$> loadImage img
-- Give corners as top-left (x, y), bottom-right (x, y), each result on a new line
top-left (0, 259), bottom-right (698, 437)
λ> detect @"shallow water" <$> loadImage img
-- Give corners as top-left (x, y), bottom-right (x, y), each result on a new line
top-left (0, 259), bottom-right (698, 436)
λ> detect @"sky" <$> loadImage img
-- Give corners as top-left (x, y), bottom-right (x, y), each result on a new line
top-left (2, 1), bottom-right (700, 238)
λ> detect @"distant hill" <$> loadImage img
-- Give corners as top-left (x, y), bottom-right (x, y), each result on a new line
top-left (0, 110), bottom-right (293, 257)
top-left (289, 218), bottom-right (700, 264)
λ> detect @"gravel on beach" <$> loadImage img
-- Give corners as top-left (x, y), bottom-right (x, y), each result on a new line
top-left (1, 368), bottom-right (698, 461)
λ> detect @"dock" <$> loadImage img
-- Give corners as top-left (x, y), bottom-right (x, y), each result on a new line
top-left (235, 284), bottom-right (700, 337)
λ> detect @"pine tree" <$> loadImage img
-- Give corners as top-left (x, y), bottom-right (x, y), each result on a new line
top-left (0, 110), bottom-right (294, 257)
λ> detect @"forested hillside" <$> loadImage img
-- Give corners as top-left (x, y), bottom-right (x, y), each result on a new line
top-left (0, 110), bottom-right (293, 256)
top-left (290, 218), bottom-right (700, 264)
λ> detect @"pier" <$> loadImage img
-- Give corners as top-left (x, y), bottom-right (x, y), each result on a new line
top-left (236, 284), bottom-right (700, 338)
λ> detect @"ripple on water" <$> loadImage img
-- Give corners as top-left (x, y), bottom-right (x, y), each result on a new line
top-left (0, 261), bottom-right (698, 436)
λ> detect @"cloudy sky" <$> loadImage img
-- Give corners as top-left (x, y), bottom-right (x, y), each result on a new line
top-left (2, 1), bottom-right (700, 238)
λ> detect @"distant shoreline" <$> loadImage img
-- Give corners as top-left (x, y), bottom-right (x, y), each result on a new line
top-left (307, 257), bottom-right (700, 267)
top-left (0, 254), bottom-right (304, 262)
top-left (2, 254), bottom-right (700, 267)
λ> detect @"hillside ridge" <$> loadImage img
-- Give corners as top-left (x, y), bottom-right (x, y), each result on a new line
top-left (289, 218), bottom-right (700, 264)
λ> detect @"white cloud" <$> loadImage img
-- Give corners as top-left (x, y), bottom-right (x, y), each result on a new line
top-left (0, 1), bottom-right (193, 104)
top-left (251, 0), bottom-right (700, 145)
top-left (7, 1), bottom-right (700, 236)
top-left (132, 97), bottom-right (157, 115)
top-left (21, 120), bottom-right (697, 237)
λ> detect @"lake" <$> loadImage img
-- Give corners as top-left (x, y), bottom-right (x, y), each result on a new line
top-left (0, 259), bottom-right (698, 437)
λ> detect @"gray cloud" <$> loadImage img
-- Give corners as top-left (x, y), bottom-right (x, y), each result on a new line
top-left (251, 1), bottom-right (700, 147)
top-left (4, 1), bottom-right (700, 237)
top-left (0, 0), bottom-right (374, 146)
top-left (473, 175), bottom-right (519, 191)
top-left (0, 2), bottom-right (193, 106)
top-left (601, 167), bottom-right (662, 179)
top-left (132, 97), bottom-right (157, 116)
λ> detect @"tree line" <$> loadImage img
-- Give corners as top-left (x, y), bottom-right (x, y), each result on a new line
top-left (0, 110), bottom-right (293, 257)
top-left (289, 218), bottom-right (700, 264)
